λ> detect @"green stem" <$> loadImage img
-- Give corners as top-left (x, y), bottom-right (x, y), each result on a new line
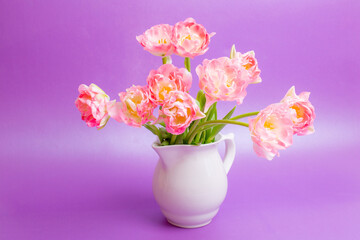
top-left (148, 124), bottom-right (160, 133)
top-left (184, 57), bottom-right (191, 72)
top-left (231, 111), bottom-right (259, 120)
top-left (186, 103), bottom-right (215, 144)
top-left (198, 120), bottom-right (249, 128)
top-left (187, 120), bottom-right (248, 145)
top-left (184, 120), bottom-right (200, 143)
top-left (162, 56), bottom-right (171, 64)
top-left (200, 131), bottom-right (207, 144)
top-left (187, 124), bottom-right (215, 144)
top-left (143, 124), bottom-right (156, 134)
top-left (144, 124), bottom-right (162, 143)
top-left (176, 133), bottom-right (185, 144)
top-left (187, 129), bottom-right (199, 145)
top-left (170, 134), bottom-right (177, 145)
top-left (191, 120), bottom-right (248, 144)
top-left (194, 131), bottom-right (203, 144)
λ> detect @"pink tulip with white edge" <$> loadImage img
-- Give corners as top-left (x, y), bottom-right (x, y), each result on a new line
top-left (108, 85), bottom-right (156, 128)
top-left (249, 103), bottom-right (296, 160)
top-left (159, 91), bottom-right (205, 135)
top-left (75, 83), bottom-right (110, 129)
top-left (136, 24), bottom-right (175, 56)
top-left (281, 86), bottom-right (316, 136)
top-left (147, 64), bottom-right (192, 106)
top-left (172, 18), bottom-right (215, 58)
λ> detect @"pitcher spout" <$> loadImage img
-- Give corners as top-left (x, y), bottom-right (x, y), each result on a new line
top-left (152, 144), bottom-right (186, 169)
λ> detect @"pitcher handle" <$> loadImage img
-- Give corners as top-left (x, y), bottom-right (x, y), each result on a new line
top-left (221, 133), bottom-right (236, 175)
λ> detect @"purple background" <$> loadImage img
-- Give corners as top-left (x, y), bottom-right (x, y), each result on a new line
top-left (1, 0), bottom-right (360, 239)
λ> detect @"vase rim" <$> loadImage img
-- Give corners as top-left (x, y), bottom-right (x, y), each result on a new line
top-left (152, 133), bottom-right (225, 149)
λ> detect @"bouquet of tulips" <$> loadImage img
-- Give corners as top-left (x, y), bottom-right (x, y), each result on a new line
top-left (75, 18), bottom-right (315, 160)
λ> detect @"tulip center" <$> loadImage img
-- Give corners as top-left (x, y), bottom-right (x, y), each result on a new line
top-left (243, 63), bottom-right (253, 70)
top-left (125, 95), bottom-right (143, 120)
top-left (159, 86), bottom-right (172, 100)
top-left (158, 38), bottom-right (168, 44)
top-left (181, 34), bottom-right (192, 44)
top-left (291, 104), bottom-right (304, 118)
top-left (264, 120), bottom-right (275, 130)
top-left (243, 58), bottom-right (255, 70)
top-left (174, 114), bottom-right (187, 125)
top-left (225, 78), bottom-right (234, 88)
top-left (173, 108), bottom-right (191, 125)
top-left (125, 101), bottom-right (137, 115)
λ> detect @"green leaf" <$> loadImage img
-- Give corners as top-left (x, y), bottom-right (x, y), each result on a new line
top-left (186, 102), bottom-right (216, 144)
top-left (196, 90), bottom-right (206, 112)
top-left (159, 127), bottom-right (171, 140)
top-left (201, 102), bottom-right (216, 143)
top-left (206, 103), bottom-right (217, 139)
top-left (224, 106), bottom-right (237, 119)
top-left (206, 106), bottom-right (237, 143)
top-left (205, 102), bottom-right (217, 120)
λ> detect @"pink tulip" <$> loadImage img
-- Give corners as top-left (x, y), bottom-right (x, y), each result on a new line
top-left (108, 85), bottom-right (156, 127)
top-left (249, 103), bottom-right (295, 160)
top-left (196, 57), bottom-right (250, 109)
top-left (147, 64), bottom-right (192, 105)
top-left (235, 50), bottom-right (262, 84)
top-left (281, 86), bottom-right (315, 136)
top-left (75, 84), bottom-right (110, 129)
top-left (136, 24), bottom-right (175, 56)
top-left (159, 91), bottom-right (205, 135)
top-left (172, 18), bottom-right (215, 58)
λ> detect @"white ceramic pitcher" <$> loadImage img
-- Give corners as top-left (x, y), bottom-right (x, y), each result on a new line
top-left (152, 133), bottom-right (236, 228)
